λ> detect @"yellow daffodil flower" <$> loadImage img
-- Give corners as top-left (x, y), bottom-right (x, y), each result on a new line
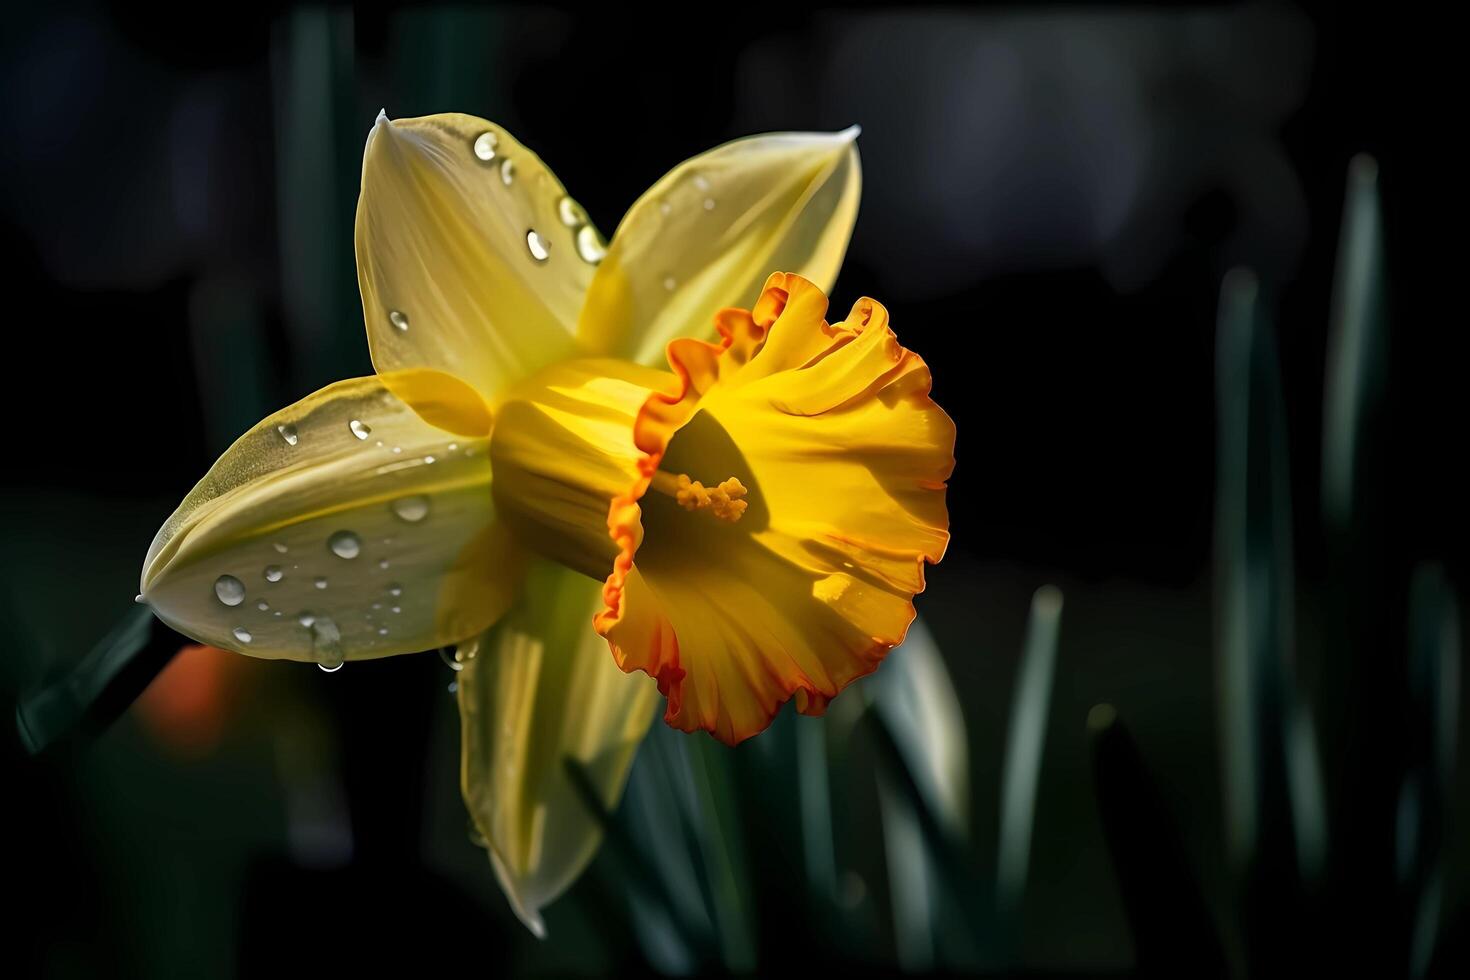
top-left (137, 110), bottom-right (952, 934)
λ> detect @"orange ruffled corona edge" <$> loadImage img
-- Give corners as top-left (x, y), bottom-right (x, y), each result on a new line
top-left (595, 272), bottom-right (955, 744)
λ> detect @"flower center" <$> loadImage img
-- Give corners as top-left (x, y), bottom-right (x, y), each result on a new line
top-left (649, 471), bottom-right (749, 523)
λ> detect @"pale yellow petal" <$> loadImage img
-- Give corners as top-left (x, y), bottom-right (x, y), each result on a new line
top-left (356, 112), bottom-right (600, 415)
top-left (579, 129), bottom-right (861, 365)
top-left (141, 376), bottom-right (525, 663)
top-left (458, 561), bottom-right (659, 936)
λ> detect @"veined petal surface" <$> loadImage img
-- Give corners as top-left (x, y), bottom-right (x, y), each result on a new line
top-left (141, 376), bottom-right (523, 662)
top-left (579, 130), bottom-right (861, 366)
top-left (356, 112), bottom-right (600, 415)
top-left (458, 561), bottom-right (659, 936)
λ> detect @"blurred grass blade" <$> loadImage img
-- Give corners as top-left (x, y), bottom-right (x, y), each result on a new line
top-left (1214, 268), bottom-right (1318, 872)
top-left (864, 617), bottom-right (974, 969)
top-left (564, 757), bottom-right (699, 970)
top-left (15, 605), bottom-right (182, 755)
top-left (1087, 704), bottom-right (1226, 976)
top-left (866, 617), bottom-right (970, 835)
top-left (996, 585), bottom-right (1063, 915)
top-left (685, 738), bottom-right (758, 972)
top-left (1322, 154), bottom-right (1387, 531)
top-left (796, 716), bottom-right (838, 902)
top-left (271, 7), bottom-right (366, 390)
top-left (1401, 564), bottom-right (1460, 977)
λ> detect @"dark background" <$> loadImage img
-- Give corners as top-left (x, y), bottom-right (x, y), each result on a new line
top-left (2, 3), bottom-right (1464, 976)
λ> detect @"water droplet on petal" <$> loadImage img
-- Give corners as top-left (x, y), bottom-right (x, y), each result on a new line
top-left (659, 199), bottom-right (672, 216)
top-left (388, 583), bottom-right (403, 597)
top-left (314, 576), bottom-right (329, 590)
top-left (447, 443), bottom-right (459, 452)
top-left (391, 606), bottom-right (401, 614)
top-left (391, 496), bottom-right (430, 523)
top-left (277, 423), bottom-right (299, 446)
top-left (264, 565), bottom-right (284, 583)
top-left (499, 157), bottom-right (515, 185)
top-left (378, 559), bottom-right (390, 570)
top-left (328, 530), bottom-right (361, 559)
top-left (388, 310), bottom-right (410, 332)
top-left (215, 575), bottom-right (246, 607)
top-left (256, 599), bottom-right (270, 611)
top-left (273, 542), bottom-right (289, 554)
top-left (473, 131), bottom-right (499, 161)
top-left (233, 627), bottom-right (253, 644)
top-left (423, 455), bottom-right (436, 465)
top-left (391, 446), bottom-right (402, 454)
top-left (439, 646), bottom-right (465, 671)
top-left (134, 593), bottom-right (145, 604)
top-left (703, 197), bottom-right (716, 211)
top-left (349, 419), bottom-right (372, 440)
top-left (298, 612), bottom-right (316, 627)
top-left (526, 229), bottom-right (551, 262)
top-left (663, 276), bottom-right (677, 292)
top-left (557, 196), bottom-right (588, 227)
top-left (312, 617), bottom-right (343, 669)
top-left (575, 225), bottom-right (607, 264)
top-left (319, 662), bottom-right (342, 673)
top-left (692, 173), bottom-right (710, 192)
top-left (377, 627), bottom-right (389, 636)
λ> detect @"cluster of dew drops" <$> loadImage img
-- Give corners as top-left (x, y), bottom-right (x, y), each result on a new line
top-left (461, 127), bottom-right (711, 297)
top-left (205, 413), bottom-right (469, 672)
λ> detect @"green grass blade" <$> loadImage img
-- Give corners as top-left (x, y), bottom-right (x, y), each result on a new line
top-left (996, 585), bottom-right (1063, 915)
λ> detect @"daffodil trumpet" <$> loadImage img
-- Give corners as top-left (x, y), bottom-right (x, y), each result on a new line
top-left (136, 110), bottom-right (951, 933)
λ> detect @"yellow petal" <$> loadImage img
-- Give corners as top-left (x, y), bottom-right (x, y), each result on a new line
top-left (579, 129), bottom-right (861, 365)
top-left (458, 561), bottom-right (659, 936)
top-left (141, 376), bottom-right (525, 663)
top-left (597, 273), bottom-right (953, 744)
top-left (356, 112), bottom-right (598, 416)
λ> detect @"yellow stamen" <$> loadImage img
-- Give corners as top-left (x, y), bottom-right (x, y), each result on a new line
top-left (650, 471), bottom-right (748, 523)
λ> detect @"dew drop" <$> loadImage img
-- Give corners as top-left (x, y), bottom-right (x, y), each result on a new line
top-left (526, 229), bottom-right (551, 262)
top-left (371, 602), bottom-right (382, 611)
top-left (264, 565), bottom-right (284, 583)
top-left (473, 131), bottom-right (499, 161)
top-left (256, 599), bottom-right (270, 612)
top-left (692, 173), bottom-right (710, 192)
top-left (388, 583), bottom-right (403, 597)
top-left (277, 423), bottom-right (299, 446)
top-left (575, 225), bottom-right (607, 264)
top-left (391, 606), bottom-right (401, 614)
top-left (378, 627), bottom-right (389, 636)
top-left (557, 196), bottom-right (588, 228)
top-left (214, 575), bottom-right (246, 607)
top-left (378, 558), bottom-right (390, 570)
top-left (499, 157), bottom-right (515, 186)
top-left (447, 442), bottom-right (459, 452)
top-left (391, 496), bottom-right (430, 523)
top-left (273, 542), bottom-right (289, 554)
top-left (298, 612), bottom-right (316, 627)
top-left (233, 627), bottom-right (253, 644)
top-left (423, 455), bottom-right (436, 465)
top-left (663, 276), bottom-right (677, 292)
top-left (349, 419), bottom-right (372, 440)
top-left (314, 576), bottom-right (329, 590)
top-left (659, 200), bottom-right (672, 217)
top-left (328, 530), bottom-right (361, 560)
top-left (703, 197), bottom-right (716, 211)
top-left (312, 617), bottom-right (344, 669)
top-left (134, 593), bottom-right (145, 604)
top-left (439, 646), bottom-right (466, 671)
top-left (388, 310), bottom-right (410, 332)
top-left (391, 446), bottom-right (402, 454)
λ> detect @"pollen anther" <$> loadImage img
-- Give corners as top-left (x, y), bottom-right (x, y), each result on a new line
top-left (653, 471), bottom-right (748, 522)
